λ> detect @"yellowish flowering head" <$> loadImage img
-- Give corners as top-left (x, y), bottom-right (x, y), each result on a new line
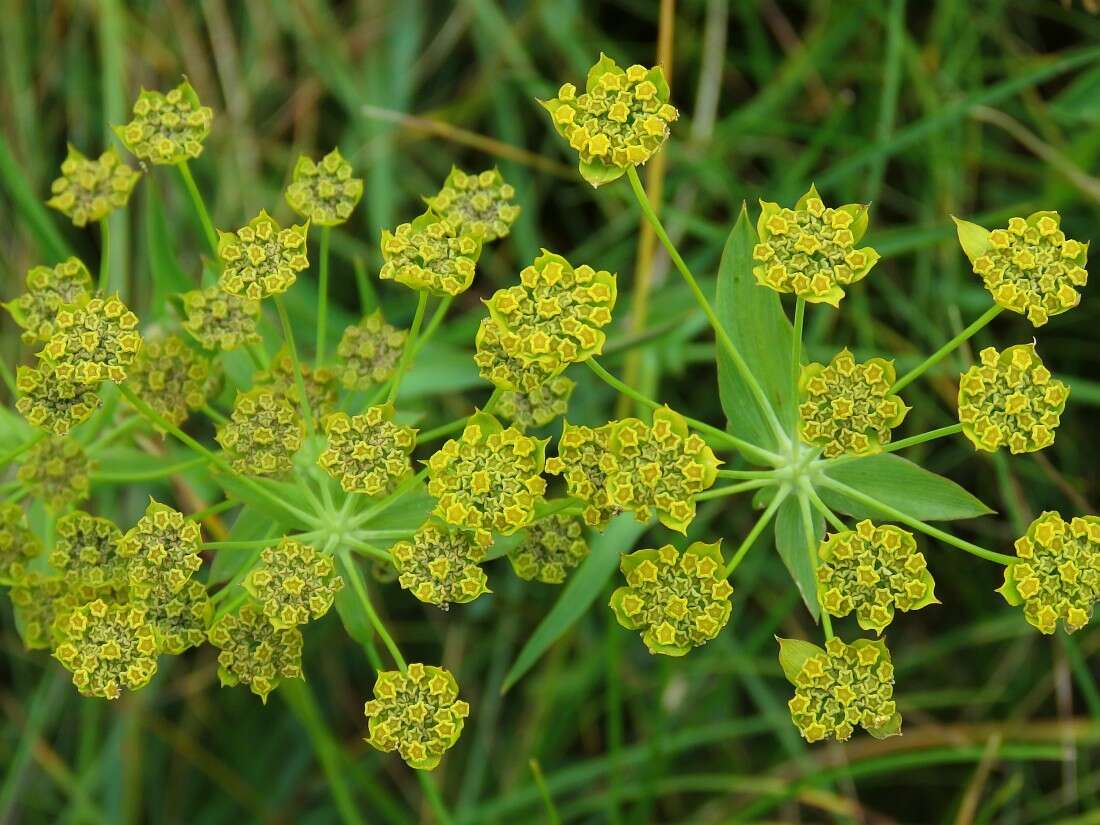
top-left (958, 344), bottom-right (1069, 454)
top-left (818, 521), bottom-right (938, 634)
top-left (380, 210), bottom-right (481, 297)
top-left (426, 411), bottom-right (547, 546)
top-left (497, 376), bottom-right (575, 431)
top-left (0, 503), bottom-right (42, 582)
top-left (284, 148), bottom-right (363, 225)
top-left (216, 387), bottom-right (305, 476)
top-left (541, 54), bottom-right (678, 187)
top-left (49, 511), bottom-right (126, 589)
top-left (545, 421), bottom-right (619, 529)
top-left (126, 334), bottom-right (214, 429)
top-left (117, 500), bottom-right (203, 599)
top-left (181, 287), bottom-right (262, 352)
top-left (10, 573), bottom-right (68, 650)
top-left (218, 210), bottom-right (309, 300)
top-left (4, 258), bottom-right (92, 344)
top-left (999, 511), bottom-right (1100, 634)
top-left (779, 636), bottom-right (900, 743)
top-left (610, 541), bottom-right (732, 656)
top-left (473, 318), bottom-right (556, 393)
top-left (336, 311), bottom-right (407, 390)
top-left (956, 212), bottom-right (1088, 326)
top-left (115, 80), bottom-right (213, 164)
top-left (135, 578), bottom-right (211, 656)
top-left (255, 349), bottom-right (338, 421)
top-left (208, 601), bottom-right (303, 703)
top-left (15, 364), bottom-right (101, 436)
top-left (47, 145), bottom-right (141, 227)
top-left (423, 167), bottom-right (521, 242)
top-left (364, 663), bottom-right (470, 770)
top-left (17, 435), bottom-right (93, 511)
top-left (40, 294), bottom-right (142, 384)
top-left (754, 186), bottom-right (878, 306)
top-left (53, 599), bottom-right (158, 699)
top-left (509, 514), bottom-right (590, 584)
top-left (244, 538), bottom-right (343, 629)
top-left (799, 349), bottom-right (909, 458)
top-left (319, 407), bottom-right (416, 495)
top-left (392, 522), bottom-right (489, 608)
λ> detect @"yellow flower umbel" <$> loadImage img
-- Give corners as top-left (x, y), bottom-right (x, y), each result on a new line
top-left (181, 287), bottom-right (262, 352)
top-left (545, 422), bottom-right (619, 529)
top-left (754, 186), bottom-right (879, 307)
top-left (244, 538), bottom-right (342, 628)
top-left (817, 521), bottom-right (938, 634)
top-left (216, 387), bottom-right (304, 476)
top-left (497, 376), bottom-right (575, 432)
top-left (336, 311), bottom-right (407, 390)
top-left (15, 364), bottom-right (102, 436)
top-left (610, 541), bottom-right (732, 656)
top-left (958, 344), bottom-right (1069, 454)
top-left (423, 167), bottom-right (521, 242)
top-left (41, 295), bottom-right (142, 384)
top-left (4, 258), bottom-right (92, 344)
top-left (473, 318), bottom-right (556, 394)
top-left (392, 522), bottom-right (489, 608)
top-left (364, 663), bottom-right (470, 770)
top-left (605, 407), bottom-right (720, 533)
top-left (779, 636), bottom-right (900, 743)
top-left (485, 250), bottom-right (617, 378)
top-left (427, 411), bottom-right (547, 546)
top-left (998, 511), bottom-right (1100, 634)
top-left (116, 80), bottom-right (213, 163)
top-left (117, 500), bottom-right (203, 599)
top-left (10, 573), bottom-right (67, 650)
top-left (218, 210), bottom-right (309, 300)
top-left (0, 503), bottom-right (42, 581)
top-left (798, 349), bottom-right (909, 458)
top-left (319, 407), bottom-right (416, 495)
top-left (208, 602), bottom-right (303, 703)
top-left (126, 334), bottom-right (213, 428)
top-left (47, 145), bottom-right (141, 227)
top-left (541, 54), bottom-right (678, 187)
top-left (49, 511), bottom-right (126, 589)
top-left (53, 600), bottom-right (158, 699)
top-left (956, 212), bottom-right (1089, 327)
top-left (508, 514), bottom-right (589, 584)
top-left (137, 578), bottom-right (211, 656)
top-left (380, 210), bottom-right (481, 297)
top-left (284, 148), bottom-right (363, 226)
top-left (255, 349), bottom-right (338, 420)
top-left (17, 436), bottom-right (93, 511)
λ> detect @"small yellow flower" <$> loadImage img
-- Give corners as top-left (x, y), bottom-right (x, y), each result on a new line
top-left (15, 364), bottom-right (102, 436)
top-left (117, 500), bottom-right (203, 599)
top-left (47, 145), bottom-right (141, 227)
top-left (284, 148), bottom-right (363, 226)
top-left (216, 387), bottom-right (305, 476)
top-left (380, 210), bottom-right (481, 297)
top-left (49, 511), bottom-right (126, 589)
top-left (53, 599), bottom-right (158, 699)
top-left (318, 407), bottom-right (416, 495)
top-left (208, 601), bottom-right (303, 703)
top-left (17, 435), bottom-right (93, 511)
top-left (364, 663), bottom-right (470, 770)
top-left (115, 80), bottom-right (213, 164)
top-left (473, 318), bottom-right (556, 393)
top-left (958, 344), bottom-right (1069, 454)
top-left (40, 294), bottom-right (142, 384)
top-left (218, 210), bottom-right (309, 300)
top-left (998, 511), bottom-right (1100, 634)
top-left (392, 522), bottom-right (489, 608)
top-left (497, 376), bottom-right (575, 431)
top-left (336, 311), bottom-right (407, 390)
top-left (0, 503), bottom-right (42, 581)
top-left (244, 538), bottom-right (343, 629)
top-left (545, 421), bottom-right (619, 529)
top-left (181, 286), bottom-right (262, 352)
top-left (508, 514), bottom-right (589, 584)
top-left (799, 349), bottom-right (909, 458)
top-left (754, 185), bottom-right (879, 306)
top-left (9, 572), bottom-right (68, 650)
top-left (423, 167), bottom-right (521, 242)
top-left (4, 258), bottom-right (92, 344)
top-left (136, 578), bottom-right (211, 656)
top-left (126, 334), bottom-right (214, 429)
top-left (254, 349), bottom-right (338, 421)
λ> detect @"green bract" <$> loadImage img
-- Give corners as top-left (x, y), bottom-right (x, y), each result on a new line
top-left (53, 599), bottom-right (158, 700)
top-left (392, 522), bottom-right (489, 608)
top-left (117, 500), bottom-right (203, 598)
top-left (284, 148), bottom-right (363, 225)
top-left (216, 387), bottom-right (304, 476)
top-left (126, 334), bottom-right (214, 428)
top-left (508, 514), bottom-right (590, 584)
top-left (208, 602), bottom-right (303, 703)
top-left (336, 311), bottom-right (407, 389)
top-left (218, 210), bottom-right (309, 300)
top-left (181, 287), bottom-right (262, 351)
top-left (319, 406), bottom-right (416, 495)
top-left (15, 364), bottom-right (102, 435)
top-left (4, 257), bottom-right (92, 344)
top-left (380, 209), bottom-right (481, 297)
top-left (115, 80), bottom-right (213, 164)
top-left (423, 167), bottom-right (520, 242)
top-left (17, 435), bottom-right (93, 511)
top-left (47, 145), bottom-right (141, 227)
top-left (40, 295), bottom-right (142, 384)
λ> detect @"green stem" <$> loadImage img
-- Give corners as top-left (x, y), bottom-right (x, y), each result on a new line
top-left (791, 297), bottom-right (805, 433)
top-left (186, 498), bottom-right (237, 522)
top-left (97, 218), bottom-right (111, 293)
top-left (84, 415), bottom-right (143, 454)
top-left (343, 536), bottom-right (393, 564)
top-left (349, 467), bottom-right (429, 529)
top-left (316, 226), bottom-right (331, 364)
top-left (411, 295), bottom-right (453, 358)
top-left (0, 358), bottom-right (16, 396)
top-left (201, 404), bottom-right (228, 425)
top-left (805, 487), bottom-right (848, 532)
top-left (624, 165), bottom-right (787, 445)
top-left (386, 291), bottom-right (429, 405)
top-left (91, 455), bottom-right (207, 482)
top-left (695, 479), bottom-right (773, 501)
top-left (273, 295), bottom-right (315, 438)
top-left (891, 305), bottom-right (1004, 393)
top-left (725, 486), bottom-right (789, 576)
top-left (175, 160), bottom-right (218, 255)
top-left (337, 549), bottom-right (406, 671)
top-left (798, 490), bottom-right (833, 640)
top-left (245, 342), bottom-right (267, 371)
top-left (528, 759), bottom-right (560, 825)
top-left (202, 538), bottom-right (283, 551)
top-left (717, 469), bottom-right (776, 480)
top-left (417, 387), bottom-right (503, 443)
top-left (882, 423), bottom-right (963, 454)
top-left (818, 476), bottom-right (1015, 564)
top-left (416, 773), bottom-right (454, 825)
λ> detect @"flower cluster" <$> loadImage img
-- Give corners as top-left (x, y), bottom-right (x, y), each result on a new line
top-left (0, 503), bottom-right (41, 581)
top-left (137, 579), bottom-right (211, 656)
top-left (47, 146), bottom-right (141, 227)
top-left (117, 500), bottom-right (203, 598)
top-left (5, 257), bottom-right (92, 344)
top-left (392, 523), bottom-right (489, 608)
top-left (216, 387), bottom-right (304, 476)
top-left (427, 412), bottom-right (547, 546)
top-left (49, 511), bottom-right (126, 588)
top-left (364, 664), bottom-right (470, 770)
top-left (999, 511), bottom-right (1100, 634)
top-left (318, 407), bottom-right (416, 495)
top-left (126, 334), bottom-right (213, 428)
top-left (817, 521), bottom-right (937, 633)
top-left (957, 344), bottom-right (1069, 453)
top-left (40, 295), bottom-right (142, 384)
top-left (497, 376), bottom-right (575, 431)
top-left (423, 167), bottom-right (521, 242)
top-left (15, 364), bottom-right (101, 436)
top-left (17, 436), bottom-right (93, 511)
top-left (798, 349), bottom-right (909, 458)
top-left (335, 311), bottom-right (407, 389)
top-left (254, 349), bottom-right (338, 420)
top-left (610, 541), bottom-right (732, 656)
top-left (960, 212), bottom-right (1089, 326)
top-left (508, 514), bottom-right (589, 584)
top-left (545, 422), bottom-right (619, 528)
top-left (208, 602), bottom-right (303, 703)
top-left (380, 210), bottom-right (481, 297)
top-left (284, 148), bottom-right (364, 225)
top-left (115, 80), bottom-right (213, 164)
top-left (181, 287), bottom-right (262, 352)
top-left (244, 538), bottom-right (343, 628)
top-left (473, 318), bottom-right (555, 393)
top-left (541, 54), bottom-right (678, 186)
top-left (53, 600), bottom-right (159, 699)
top-left (218, 210), bottom-right (309, 300)
top-left (9, 573), bottom-right (68, 650)
top-left (754, 186), bottom-right (879, 306)
top-left (780, 637), bottom-right (900, 742)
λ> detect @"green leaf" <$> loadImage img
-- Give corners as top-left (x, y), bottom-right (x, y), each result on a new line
top-left (143, 179), bottom-right (194, 318)
top-left (334, 585), bottom-right (375, 648)
top-left (208, 508), bottom-right (273, 584)
top-left (213, 473), bottom-right (310, 531)
top-left (819, 454), bottom-right (994, 522)
top-left (776, 636), bottom-right (823, 684)
top-left (952, 216), bottom-right (991, 264)
top-left (356, 485), bottom-right (433, 534)
top-left (774, 494), bottom-right (822, 620)
top-left (715, 203), bottom-right (793, 452)
top-left (501, 514), bottom-right (646, 694)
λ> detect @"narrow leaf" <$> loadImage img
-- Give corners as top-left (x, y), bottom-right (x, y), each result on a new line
top-left (213, 473), bottom-right (309, 531)
top-left (774, 494), bottom-right (822, 620)
top-left (208, 508), bottom-right (274, 584)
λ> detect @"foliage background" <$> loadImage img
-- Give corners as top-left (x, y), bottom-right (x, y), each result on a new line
top-left (2, 0), bottom-right (1100, 823)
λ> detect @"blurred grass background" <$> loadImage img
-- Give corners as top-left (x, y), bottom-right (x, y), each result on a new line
top-left (2, 1), bottom-right (1100, 823)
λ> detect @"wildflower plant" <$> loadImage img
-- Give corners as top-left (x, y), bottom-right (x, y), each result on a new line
top-left (15, 363), bottom-right (102, 435)
top-left (208, 601), bottom-right (303, 703)
top-left (115, 80), bottom-right (213, 164)
top-left (392, 522), bottom-right (489, 608)
top-left (285, 148), bottom-right (364, 226)
top-left (4, 258), bottom-right (92, 344)
top-left (126, 334), bottom-right (214, 428)
top-left (47, 145), bottom-right (141, 227)
top-left (17, 435), bottom-right (93, 510)
top-left (423, 167), bottom-right (521, 242)
top-left (0, 503), bottom-right (41, 581)
top-left (53, 599), bottom-right (159, 699)
top-left (335, 311), bottom-right (407, 389)
top-left (40, 295), bottom-right (143, 384)
top-left (318, 407), bottom-right (416, 495)
top-left (244, 538), bottom-right (343, 628)
top-left (218, 210), bottom-right (309, 300)
top-left (181, 286), bottom-right (262, 351)
top-left (380, 210), bottom-right (481, 296)
top-left (216, 387), bottom-right (304, 476)
top-left (507, 514), bottom-right (589, 584)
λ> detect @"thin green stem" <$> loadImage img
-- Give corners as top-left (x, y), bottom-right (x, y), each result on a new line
top-left (791, 297), bottom-right (805, 433)
top-left (343, 536), bottom-right (393, 564)
top-left (417, 773), bottom-right (454, 825)
top-left (245, 342), bottom-right (267, 371)
top-left (316, 226), bottom-right (331, 364)
top-left (386, 291), bottom-right (429, 405)
top-left (417, 387), bottom-right (504, 443)
top-left (806, 487), bottom-right (848, 532)
top-left (717, 469), bottom-right (776, 480)
top-left (0, 358), bottom-right (16, 396)
top-left (624, 165), bottom-right (786, 445)
top-left (84, 415), bottom-right (142, 454)
top-left (725, 486), bottom-right (789, 576)
top-left (798, 490), bottom-right (833, 640)
top-left (97, 218), bottom-right (110, 293)
top-left (337, 549), bottom-right (406, 671)
top-left (882, 423), bottom-right (963, 454)
top-left (349, 467), bottom-right (429, 529)
top-left (202, 538), bottom-right (282, 551)
top-left (528, 759), bottom-right (561, 825)
top-left (91, 455), bottom-right (207, 482)
top-left (186, 498), bottom-right (237, 522)
top-left (891, 304), bottom-right (1004, 393)
top-left (696, 479), bottom-right (773, 501)
top-left (273, 294), bottom-right (315, 438)
top-left (411, 294), bottom-right (453, 358)
top-left (201, 404), bottom-right (228, 425)
top-left (176, 159), bottom-right (218, 254)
